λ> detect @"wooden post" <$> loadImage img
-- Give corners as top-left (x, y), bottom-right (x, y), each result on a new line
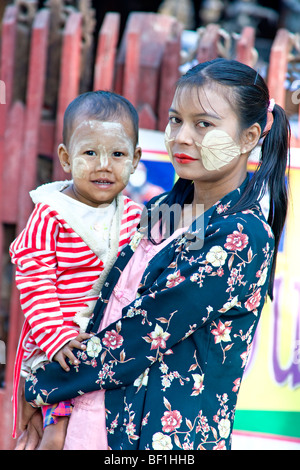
top-left (236, 26), bottom-right (256, 67)
top-left (93, 12), bottom-right (120, 92)
top-left (122, 12), bottom-right (141, 108)
top-left (268, 29), bottom-right (292, 109)
top-left (158, 20), bottom-right (182, 131)
top-left (2, 102), bottom-right (25, 223)
top-left (52, 11), bottom-right (82, 182)
top-left (0, 6), bottom-right (18, 219)
top-left (0, 6), bottom-right (18, 450)
top-left (17, 8), bottom-right (50, 232)
top-left (197, 23), bottom-right (220, 63)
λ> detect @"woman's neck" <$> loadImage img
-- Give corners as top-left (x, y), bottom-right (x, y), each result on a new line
top-left (192, 170), bottom-right (247, 211)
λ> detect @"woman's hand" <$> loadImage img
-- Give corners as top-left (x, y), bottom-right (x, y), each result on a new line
top-left (14, 411), bottom-right (43, 450)
top-left (14, 377), bottom-right (43, 450)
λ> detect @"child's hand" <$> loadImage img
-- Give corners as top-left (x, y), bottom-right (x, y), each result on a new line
top-left (53, 333), bottom-right (93, 371)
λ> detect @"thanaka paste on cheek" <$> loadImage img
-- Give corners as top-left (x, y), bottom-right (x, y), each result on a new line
top-left (195, 129), bottom-right (241, 171)
top-left (164, 123), bottom-right (175, 159)
top-left (71, 156), bottom-right (90, 179)
top-left (121, 159), bottom-right (134, 185)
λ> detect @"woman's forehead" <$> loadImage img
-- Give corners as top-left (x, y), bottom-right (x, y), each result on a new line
top-left (172, 83), bottom-right (236, 118)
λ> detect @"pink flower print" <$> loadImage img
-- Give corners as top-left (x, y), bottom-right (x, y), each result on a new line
top-left (224, 230), bottom-right (249, 251)
top-left (147, 324), bottom-right (170, 350)
top-left (161, 410), bottom-right (182, 433)
top-left (166, 270), bottom-right (185, 288)
top-left (213, 439), bottom-right (227, 450)
top-left (211, 320), bottom-right (232, 344)
top-left (102, 329), bottom-right (124, 350)
top-left (245, 288), bottom-right (261, 313)
top-left (232, 378), bottom-right (241, 393)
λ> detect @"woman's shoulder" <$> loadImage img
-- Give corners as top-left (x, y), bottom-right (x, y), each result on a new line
top-left (209, 203), bottom-right (274, 245)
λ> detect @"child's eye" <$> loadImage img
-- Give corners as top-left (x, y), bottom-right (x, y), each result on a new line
top-left (84, 150), bottom-right (96, 156)
top-left (168, 116), bottom-right (181, 125)
top-left (113, 151), bottom-right (125, 157)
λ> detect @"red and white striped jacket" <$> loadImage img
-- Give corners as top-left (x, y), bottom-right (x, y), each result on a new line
top-left (10, 185), bottom-right (142, 364)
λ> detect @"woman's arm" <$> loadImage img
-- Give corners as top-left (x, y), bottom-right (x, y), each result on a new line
top-left (25, 213), bottom-right (274, 405)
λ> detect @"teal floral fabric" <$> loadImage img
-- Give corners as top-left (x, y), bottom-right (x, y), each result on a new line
top-left (25, 177), bottom-right (275, 450)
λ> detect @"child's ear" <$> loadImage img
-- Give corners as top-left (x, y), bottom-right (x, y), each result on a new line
top-left (131, 146), bottom-right (142, 173)
top-left (58, 144), bottom-right (71, 173)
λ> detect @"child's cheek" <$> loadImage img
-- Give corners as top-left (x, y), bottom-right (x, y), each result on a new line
top-left (71, 156), bottom-right (91, 179)
top-left (120, 158), bottom-right (134, 186)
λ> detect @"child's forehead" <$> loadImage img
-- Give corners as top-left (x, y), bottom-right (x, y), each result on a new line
top-left (71, 118), bottom-right (129, 135)
top-left (68, 117), bottom-right (136, 150)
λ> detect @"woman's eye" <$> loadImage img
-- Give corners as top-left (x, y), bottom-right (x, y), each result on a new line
top-left (169, 116), bottom-right (181, 125)
top-left (84, 150), bottom-right (96, 156)
top-left (198, 121), bottom-right (211, 128)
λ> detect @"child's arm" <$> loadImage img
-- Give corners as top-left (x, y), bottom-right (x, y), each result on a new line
top-left (10, 204), bottom-right (80, 360)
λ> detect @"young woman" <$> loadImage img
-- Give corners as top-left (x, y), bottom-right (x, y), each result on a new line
top-left (21, 58), bottom-right (290, 450)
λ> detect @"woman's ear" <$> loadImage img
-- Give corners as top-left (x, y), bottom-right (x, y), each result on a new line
top-left (131, 146), bottom-right (142, 173)
top-left (240, 123), bottom-right (261, 154)
top-left (58, 144), bottom-right (72, 173)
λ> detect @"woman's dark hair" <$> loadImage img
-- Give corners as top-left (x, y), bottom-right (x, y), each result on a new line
top-left (148, 58), bottom-right (290, 299)
top-left (63, 90), bottom-right (139, 147)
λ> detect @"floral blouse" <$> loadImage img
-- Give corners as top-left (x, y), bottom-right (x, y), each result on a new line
top-left (25, 177), bottom-right (275, 450)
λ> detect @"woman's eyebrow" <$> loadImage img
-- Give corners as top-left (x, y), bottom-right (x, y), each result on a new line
top-left (168, 108), bottom-right (222, 120)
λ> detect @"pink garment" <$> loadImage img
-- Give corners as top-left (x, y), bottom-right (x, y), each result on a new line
top-left (64, 227), bottom-right (186, 450)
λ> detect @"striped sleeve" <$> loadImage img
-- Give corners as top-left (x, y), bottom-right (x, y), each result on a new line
top-left (118, 197), bottom-right (142, 254)
top-left (10, 204), bottom-right (79, 360)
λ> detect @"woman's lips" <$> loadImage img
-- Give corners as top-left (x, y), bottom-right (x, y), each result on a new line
top-left (174, 153), bottom-right (197, 164)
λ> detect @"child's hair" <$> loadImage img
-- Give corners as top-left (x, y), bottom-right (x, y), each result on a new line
top-left (63, 90), bottom-right (139, 147)
top-left (149, 58), bottom-right (290, 299)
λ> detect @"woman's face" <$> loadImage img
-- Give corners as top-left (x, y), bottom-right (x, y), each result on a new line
top-left (165, 84), bottom-right (249, 184)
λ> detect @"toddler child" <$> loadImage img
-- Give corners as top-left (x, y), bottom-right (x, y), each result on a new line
top-left (10, 90), bottom-right (142, 449)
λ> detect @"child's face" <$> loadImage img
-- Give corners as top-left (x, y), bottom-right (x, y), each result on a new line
top-left (58, 118), bottom-right (141, 207)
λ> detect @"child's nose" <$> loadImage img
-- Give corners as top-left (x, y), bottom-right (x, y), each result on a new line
top-left (96, 151), bottom-right (112, 170)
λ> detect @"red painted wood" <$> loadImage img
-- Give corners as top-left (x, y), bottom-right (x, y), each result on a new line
top-left (17, 8), bottom-right (50, 232)
top-left (267, 29), bottom-right (292, 109)
top-left (93, 12), bottom-right (120, 92)
top-left (158, 19), bottom-right (182, 131)
top-left (52, 12), bottom-right (82, 182)
top-left (197, 23), bottom-right (220, 63)
top-left (2, 102), bottom-right (25, 223)
top-left (236, 26), bottom-right (256, 66)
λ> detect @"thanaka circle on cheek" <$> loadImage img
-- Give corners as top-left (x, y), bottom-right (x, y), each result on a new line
top-left (195, 129), bottom-right (241, 171)
top-left (164, 123), bottom-right (175, 159)
top-left (71, 156), bottom-right (90, 179)
top-left (121, 159), bottom-right (134, 185)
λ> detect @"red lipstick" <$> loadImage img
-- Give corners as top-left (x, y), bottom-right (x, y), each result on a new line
top-left (174, 153), bottom-right (197, 164)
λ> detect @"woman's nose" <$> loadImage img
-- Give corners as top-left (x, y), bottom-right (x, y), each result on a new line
top-left (174, 123), bottom-right (194, 145)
